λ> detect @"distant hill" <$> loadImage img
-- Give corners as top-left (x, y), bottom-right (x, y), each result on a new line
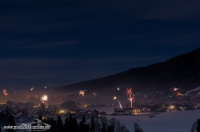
top-left (56, 48), bottom-right (200, 95)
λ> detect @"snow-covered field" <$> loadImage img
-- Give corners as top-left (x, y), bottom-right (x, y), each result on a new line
top-left (97, 107), bottom-right (200, 132)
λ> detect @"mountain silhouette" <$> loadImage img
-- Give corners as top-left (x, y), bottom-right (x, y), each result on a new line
top-left (56, 48), bottom-right (200, 94)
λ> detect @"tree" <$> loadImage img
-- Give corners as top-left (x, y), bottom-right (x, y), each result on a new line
top-left (64, 117), bottom-right (69, 131)
top-left (46, 118), bottom-right (50, 124)
top-left (39, 115), bottom-right (42, 120)
top-left (56, 115), bottom-right (63, 132)
top-left (90, 117), bottom-right (95, 132)
top-left (101, 124), bottom-right (107, 132)
top-left (79, 116), bottom-right (89, 132)
top-left (49, 117), bottom-right (56, 132)
top-left (6, 100), bottom-right (10, 107)
top-left (197, 119), bottom-right (200, 132)
top-left (95, 119), bottom-right (101, 132)
top-left (65, 115), bottom-right (78, 132)
top-left (107, 125), bottom-right (114, 132)
top-left (6, 115), bottom-right (15, 132)
top-left (115, 120), bottom-right (130, 132)
top-left (134, 123), bottom-right (143, 132)
top-left (72, 117), bottom-right (78, 132)
top-left (109, 118), bottom-right (117, 131)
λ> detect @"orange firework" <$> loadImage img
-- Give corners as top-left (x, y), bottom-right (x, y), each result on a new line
top-left (171, 87), bottom-right (184, 98)
top-left (172, 87), bottom-right (181, 97)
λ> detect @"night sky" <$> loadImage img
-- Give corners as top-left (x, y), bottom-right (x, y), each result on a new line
top-left (1, 0), bottom-right (200, 90)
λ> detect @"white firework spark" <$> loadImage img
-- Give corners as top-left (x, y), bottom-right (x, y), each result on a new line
top-left (41, 94), bottom-right (48, 102)
top-left (118, 100), bottom-right (122, 108)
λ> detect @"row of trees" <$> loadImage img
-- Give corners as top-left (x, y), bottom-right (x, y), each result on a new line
top-left (191, 119), bottom-right (200, 132)
top-left (0, 110), bottom-right (15, 132)
top-left (3, 110), bottom-right (200, 132)
top-left (40, 115), bottom-right (130, 132)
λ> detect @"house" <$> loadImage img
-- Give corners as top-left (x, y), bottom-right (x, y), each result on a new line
top-left (124, 108), bottom-right (134, 114)
top-left (69, 109), bottom-right (82, 114)
top-left (141, 107), bottom-right (151, 112)
top-left (114, 108), bottom-right (125, 115)
top-left (133, 108), bottom-right (141, 113)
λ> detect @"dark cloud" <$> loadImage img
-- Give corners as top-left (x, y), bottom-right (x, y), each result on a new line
top-left (100, 0), bottom-right (200, 20)
top-left (0, 55), bottom-right (169, 88)
top-left (0, 0), bottom-right (200, 89)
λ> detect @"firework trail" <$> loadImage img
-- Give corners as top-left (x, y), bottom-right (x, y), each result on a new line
top-left (125, 88), bottom-right (134, 108)
top-left (118, 100), bottom-right (122, 108)
top-left (2, 89), bottom-right (8, 97)
top-left (185, 86), bottom-right (200, 95)
top-left (185, 86), bottom-right (200, 99)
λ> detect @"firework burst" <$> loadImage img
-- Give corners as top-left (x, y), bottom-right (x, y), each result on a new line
top-left (118, 100), bottom-right (122, 108)
top-left (30, 87), bottom-right (34, 91)
top-left (41, 94), bottom-right (48, 103)
top-left (2, 89), bottom-right (8, 97)
top-left (171, 87), bottom-right (184, 98)
top-left (125, 88), bottom-right (135, 108)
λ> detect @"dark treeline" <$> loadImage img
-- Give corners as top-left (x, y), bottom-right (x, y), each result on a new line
top-left (41, 115), bottom-right (130, 132)
top-left (3, 110), bottom-right (200, 132)
top-left (0, 110), bottom-right (15, 132)
top-left (191, 119), bottom-right (200, 132)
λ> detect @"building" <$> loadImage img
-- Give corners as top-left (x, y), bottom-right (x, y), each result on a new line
top-left (124, 108), bottom-right (134, 114)
top-left (69, 109), bottom-right (82, 114)
top-left (133, 108), bottom-right (141, 113)
top-left (114, 108), bottom-right (125, 115)
top-left (141, 107), bottom-right (151, 112)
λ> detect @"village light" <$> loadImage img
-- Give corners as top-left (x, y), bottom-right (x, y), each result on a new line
top-left (84, 104), bottom-right (88, 108)
top-left (60, 110), bottom-right (65, 114)
top-left (170, 105), bottom-right (175, 109)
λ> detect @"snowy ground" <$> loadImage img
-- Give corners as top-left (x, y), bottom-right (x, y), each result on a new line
top-left (96, 107), bottom-right (199, 132)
